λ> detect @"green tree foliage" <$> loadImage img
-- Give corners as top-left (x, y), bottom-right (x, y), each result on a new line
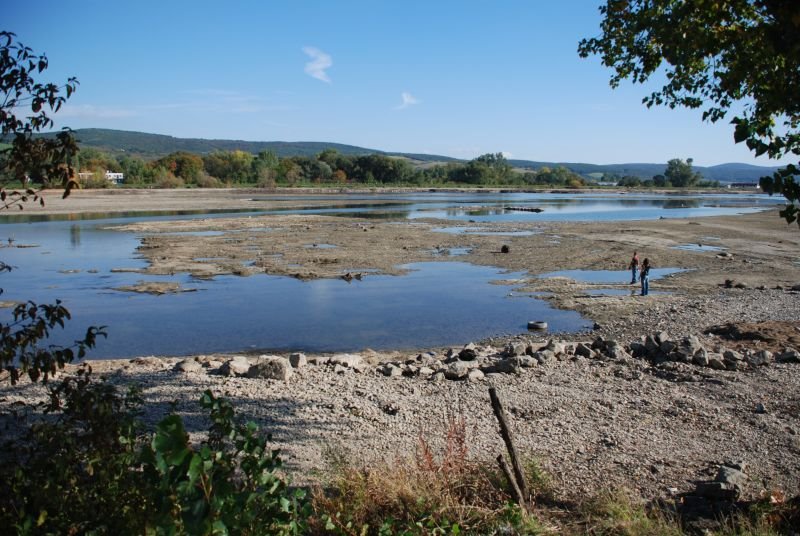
top-left (253, 149), bottom-right (279, 187)
top-left (664, 158), bottom-right (702, 187)
top-left (652, 174), bottom-right (669, 188)
top-left (522, 165), bottom-right (585, 187)
top-left (58, 145), bottom-right (621, 189)
top-left (617, 175), bottom-right (641, 187)
top-left (154, 151), bottom-right (204, 183)
top-left (455, 153), bottom-right (513, 185)
top-left (578, 1), bottom-right (800, 225)
top-left (203, 150), bottom-right (255, 183)
top-left (75, 147), bottom-right (119, 174)
top-left (117, 154), bottom-right (151, 184)
top-left (0, 31), bottom-right (79, 206)
top-left (351, 154), bottom-right (413, 183)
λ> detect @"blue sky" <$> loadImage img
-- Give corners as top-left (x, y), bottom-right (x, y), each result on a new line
top-left (5, 0), bottom-right (788, 166)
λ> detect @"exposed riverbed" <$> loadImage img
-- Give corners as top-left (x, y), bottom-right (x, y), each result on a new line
top-left (2, 188), bottom-right (799, 504)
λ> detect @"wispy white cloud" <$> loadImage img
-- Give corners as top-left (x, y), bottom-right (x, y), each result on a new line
top-left (58, 104), bottom-right (137, 119)
top-left (396, 91), bottom-right (419, 109)
top-left (302, 46), bottom-right (332, 83)
top-left (501, 151), bottom-right (513, 158)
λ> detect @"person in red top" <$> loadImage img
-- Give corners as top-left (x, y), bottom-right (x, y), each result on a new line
top-left (629, 251), bottom-right (640, 284)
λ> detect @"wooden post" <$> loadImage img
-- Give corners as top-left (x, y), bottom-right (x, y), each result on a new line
top-left (489, 387), bottom-right (530, 503)
top-left (497, 454), bottom-right (525, 507)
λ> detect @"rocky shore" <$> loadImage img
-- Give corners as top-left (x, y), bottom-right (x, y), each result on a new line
top-left (3, 317), bottom-right (798, 505)
top-left (2, 189), bottom-right (799, 506)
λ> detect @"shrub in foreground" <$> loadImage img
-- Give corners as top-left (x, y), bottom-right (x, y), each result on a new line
top-left (0, 368), bottom-right (306, 535)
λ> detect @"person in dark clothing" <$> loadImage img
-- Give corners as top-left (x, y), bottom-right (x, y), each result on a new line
top-left (640, 258), bottom-right (651, 296)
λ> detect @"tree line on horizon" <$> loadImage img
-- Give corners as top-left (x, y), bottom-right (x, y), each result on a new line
top-left (20, 146), bottom-right (719, 190)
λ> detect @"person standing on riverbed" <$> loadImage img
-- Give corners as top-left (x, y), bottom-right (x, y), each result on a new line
top-left (629, 251), bottom-right (639, 284)
top-left (640, 258), bottom-right (651, 296)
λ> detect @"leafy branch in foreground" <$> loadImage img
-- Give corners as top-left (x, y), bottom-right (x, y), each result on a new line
top-left (1, 30), bottom-right (80, 204)
top-left (578, 1), bottom-right (800, 226)
top-left (0, 30), bottom-right (103, 385)
top-left (0, 300), bottom-right (106, 384)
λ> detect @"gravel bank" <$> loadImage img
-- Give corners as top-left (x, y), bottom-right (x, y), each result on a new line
top-left (2, 189), bottom-right (799, 503)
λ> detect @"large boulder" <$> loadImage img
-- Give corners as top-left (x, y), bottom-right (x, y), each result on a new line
top-left (174, 358), bottom-right (204, 374)
top-left (492, 357), bottom-right (523, 374)
top-left (248, 356), bottom-right (293, 381)
top-left (380, 363), bottom-right (403, 377)
top-left (707, 354), bottom-right (726, 370)
top-left (574, 343), bottom-right (594, 359)
top-left (532, 350), bottom-right (556, 366)
top-left (444, 360), bottom-right (477, 380)
top-left (504, 342), bottom-right (528, 357)
top-left (220, 355), bottom-right (251, 377)
top-left (693, 349), bottom-right (710, 367)
top-left (467, 369), bottom-right (485, 382)
top-left (777, 348), bottom-right (800, 363)
top-left (544, 339), bottom-right (565, 355)
top-left (459, 343), bottom-right (480, 361)
top-left (330, 353), bottom-right (364, 370)
top-left (745, 350), bottom-right (773, 367)
top-left (289, 352), bottom-right (307, 368)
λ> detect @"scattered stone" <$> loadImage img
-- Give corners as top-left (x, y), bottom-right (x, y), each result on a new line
top-left (382, 403), bottom-right (399, 416)
top-left (220, 355), bottom-right (251, 377)
top-left (459, 343), bottom-right (479, 361)
top-left (504, 342), bottom-right (528, 357)
top-left (248, 356), bottom-right (293, 381)
top-left (129, 356), bottom-right (159, 366)
top-left (545, 339), bottom-right (564, 355)
top-left (693, 351), bottom-right (710, 367)
top-left (174, 358), bottom-right (203, 373)
top-left (380, 363), bottom-right (403, 377)
top-left (708, 355), bottom-right (726, 370)
top-left (467, 369), bottom-right (485, 382)
top-left (492, 357), bottom-right (522, 374)
top-left (745, 349), bottom-right (772, 366)
top-left (330, 353), bottom-right (363, 368)
top-left (289, 352), bottom-right (307, 368)
top-left (777, 348), bottom-right (800, 363)
top-left (445, 360), bottom-right (476, 380)
top-left (307, 355), bottom-right (330, 366)
top-left (575, 343), bottom-right (594, 358)
top-left (430, 371), bottom-right (446, 383)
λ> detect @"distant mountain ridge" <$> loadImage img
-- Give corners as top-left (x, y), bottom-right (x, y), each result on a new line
top-left (60, 128), bottom-right (778, 182)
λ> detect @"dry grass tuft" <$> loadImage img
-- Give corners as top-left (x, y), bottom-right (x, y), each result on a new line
top-left (308, 410), bottom-right (541, 534)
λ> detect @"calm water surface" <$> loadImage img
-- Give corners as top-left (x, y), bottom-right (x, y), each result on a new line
top-left (0, 192), bottom-right (779, 358)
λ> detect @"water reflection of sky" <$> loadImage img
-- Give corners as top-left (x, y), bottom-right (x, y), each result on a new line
top-left (0, 245), bottom-right (590, 358)
top-left (0, 192), bottom-right (779, 358)
top-left (539, 268), bottom-right (687, 284)
top-left (0, 192), bottom-right (784, 225)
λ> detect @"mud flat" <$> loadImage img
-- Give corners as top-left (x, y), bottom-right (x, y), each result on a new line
top-left (2, 188), bottom-right (800, 502)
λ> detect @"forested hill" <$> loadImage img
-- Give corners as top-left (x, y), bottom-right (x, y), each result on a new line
top-left (56, 128), bottom-right (778, 182)
top-left (507, 160), bottom-right (780, 183)
top-left (64, 129), bottom-right (381, 159)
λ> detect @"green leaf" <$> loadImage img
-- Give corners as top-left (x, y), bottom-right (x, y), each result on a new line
top-left (187, 453), bottom-right (203, 485)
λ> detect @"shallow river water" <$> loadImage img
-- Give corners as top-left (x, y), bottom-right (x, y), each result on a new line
top-left (0, 192), bottom-right (781, 358)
